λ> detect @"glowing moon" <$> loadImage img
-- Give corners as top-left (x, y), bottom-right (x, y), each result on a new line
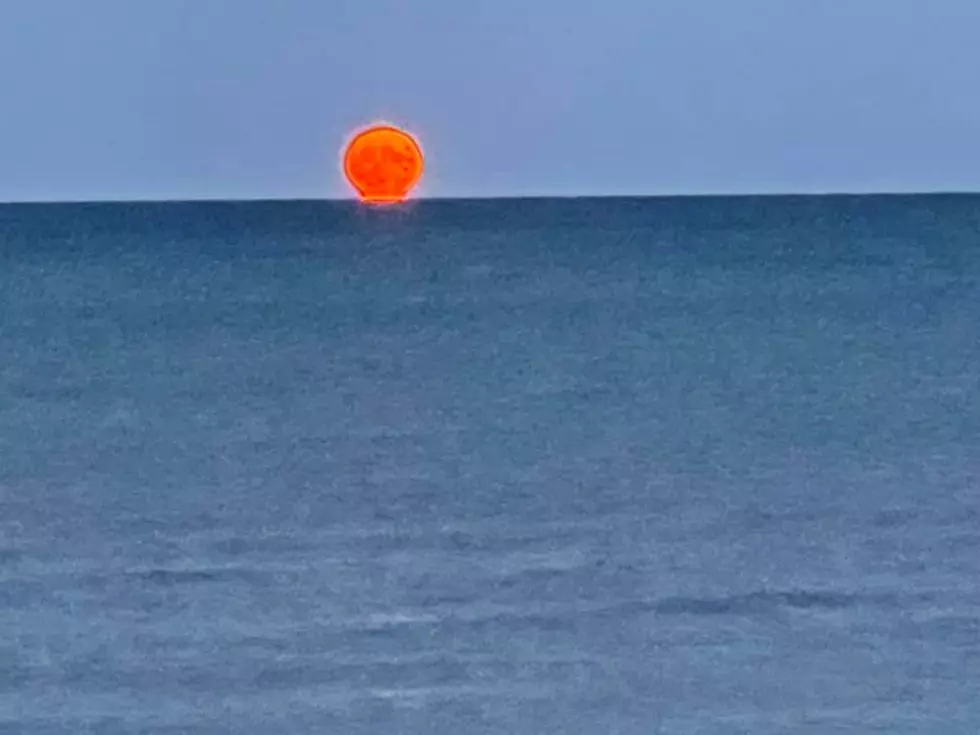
top-left (342, 124), bottom-right (424, 204)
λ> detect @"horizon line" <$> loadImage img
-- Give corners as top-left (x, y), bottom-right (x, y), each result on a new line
top-left (1, 189), bottom-right (979, 206)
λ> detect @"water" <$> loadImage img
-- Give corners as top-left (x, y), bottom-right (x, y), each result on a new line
top-left (1, 195), bottom-right (978, 734)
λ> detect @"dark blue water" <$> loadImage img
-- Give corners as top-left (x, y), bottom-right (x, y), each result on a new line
top-left (1, 196), bottom-right (978, 734)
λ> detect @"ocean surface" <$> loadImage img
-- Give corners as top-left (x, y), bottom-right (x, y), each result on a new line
top-left (1, 195), bottom-right (978, 734)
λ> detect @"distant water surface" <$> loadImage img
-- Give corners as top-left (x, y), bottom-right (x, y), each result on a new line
top-left (1, 195), bottom-right (978, 734)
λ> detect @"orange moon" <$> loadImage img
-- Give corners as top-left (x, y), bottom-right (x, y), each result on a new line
top-left (342, 124), bottom-right (424, 204)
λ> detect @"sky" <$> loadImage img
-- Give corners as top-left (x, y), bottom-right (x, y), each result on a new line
top-left (0, 0), bottom-right (978, 201)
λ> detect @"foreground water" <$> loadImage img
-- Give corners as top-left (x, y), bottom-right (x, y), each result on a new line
top-left (1, 196), bottom-right (978, 733)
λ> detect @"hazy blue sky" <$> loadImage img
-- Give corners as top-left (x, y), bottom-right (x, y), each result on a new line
top-left (1, 1), bottom-right (977, 201)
